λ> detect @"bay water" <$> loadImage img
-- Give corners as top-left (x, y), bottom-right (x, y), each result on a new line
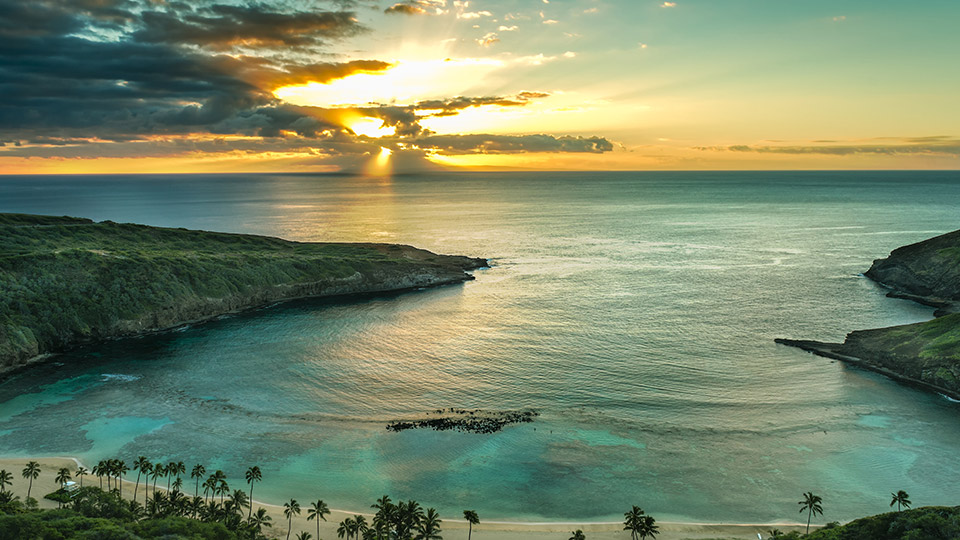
top-left (1, 171), bottom-right (959, 523)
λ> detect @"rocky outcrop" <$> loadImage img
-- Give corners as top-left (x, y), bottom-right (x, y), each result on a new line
top-left (864, 229), bottom-right (960, 315)
top-left (386, 409), bottom-right (539, 434)
top-left (0, 214), bottom-right (486, 377)
top-left (777, 229), bottom-right (960, 399)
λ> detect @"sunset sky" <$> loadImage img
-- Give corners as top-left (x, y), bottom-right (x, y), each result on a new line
top-left (2, 0), bottom-right (959, 173)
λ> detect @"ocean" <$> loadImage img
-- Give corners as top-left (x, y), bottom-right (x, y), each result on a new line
top-left (1, 171), bottom-right (959, 523)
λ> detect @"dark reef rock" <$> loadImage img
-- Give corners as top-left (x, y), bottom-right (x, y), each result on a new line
top-left (386, 409), bottom-right (539, 434)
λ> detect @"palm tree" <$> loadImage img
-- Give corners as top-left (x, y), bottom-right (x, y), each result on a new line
top-left (767, 529), bottom-right (783, 539)
top-left (210, 470), bottom-right (227, 504)
top-left (75, 467), bottom-right (88, 489)
top-left (231, 488), bottom-right (250, 516)
top-left (53, 467), bottom-right (71, 508)
top-left (92, 462), bottom-right (103, 489)
top-left (191, 464), bottom-right (206, 498)
top-left (173, 461), bottom-right (185, 486)
top-left (463, 510), bottom-right (479, 540)
top-left (798, 492), bottom-right (823, 534)
top-left (116, 460), bottom-right (129, 498)
top-left (355, 514), bottom-right (370, 540)
top-left (245, 466), bottom-right (262, 518)
top-left (569, 530), bottom-right (585, 540)
top-left (0, 469), bottom-right (12, 492)
top-left (202, 476), bottom-right (215, 503)
top-left (166, 461), bottom-right (178, 491)
top-left (284, 498), bottom-right (302, 540)
top-left (373, 495), bottom-right (395, 540)
top-left (249, 506), bottom-right (273, 535)
top-left (890, 490), bottom-right (911, 512)
top-left (637, 516), bottom-right (659, 540)
top-left (21, 461), bottom-right (40, 500)
top-left (133, 456), bottom-right (149, 501)
top-left (297, 533), bottom-right (313, 540)
top-left (623, 506), bottom-right (645, 540)
top-left (172, 477), bottom-right (183, 493)
top-left (416, 508), bottom-right (442, 540)
top-left (152, 462), bottom-right (165, 493)
top-left (339, 517), bottom-right (353, 540)
top-left (55, 467), bottom-right (71, 487)
top-left (308, 499), bottom-right (331, 540)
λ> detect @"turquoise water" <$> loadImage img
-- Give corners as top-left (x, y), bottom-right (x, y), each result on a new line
top-left (1, 171), bottom-right (959, 522)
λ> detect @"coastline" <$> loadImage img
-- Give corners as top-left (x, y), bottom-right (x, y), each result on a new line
top-left (0, 271), bottom-right (480, 383)
top-left (774, 338), bottom-right (960, 402)
top-left (0, 457), bottom-right (811, 539)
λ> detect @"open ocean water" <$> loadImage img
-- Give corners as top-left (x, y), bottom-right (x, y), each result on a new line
top-left (1, 171), bottom-right (959, 523)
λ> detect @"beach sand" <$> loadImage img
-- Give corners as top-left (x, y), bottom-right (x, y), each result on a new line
top-left (0, 458), bottom-right (810, 540)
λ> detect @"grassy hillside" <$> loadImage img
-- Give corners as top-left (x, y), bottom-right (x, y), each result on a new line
top-left (0, 214), bottom-right (484, 372)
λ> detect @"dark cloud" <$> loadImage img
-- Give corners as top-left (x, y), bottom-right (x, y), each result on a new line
top-left (385, 4), bottom-right (428, 15)
top-left (133, 5), bottom-right (365, 49)
top-left (0, 0), bottom-right (614, 166)
top-left (700, 140), bottom-right (960, 157)
top-left (384, 1), bottom-right (445, 15)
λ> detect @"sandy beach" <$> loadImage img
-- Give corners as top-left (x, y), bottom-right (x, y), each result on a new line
top-left (0, 457), bottom-right (811, 540)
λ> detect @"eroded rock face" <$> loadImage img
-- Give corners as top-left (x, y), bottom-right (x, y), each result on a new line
top-left (0, 214), bottom-right (487, 375)
top-left (864, 229), bottom-right (960, 310)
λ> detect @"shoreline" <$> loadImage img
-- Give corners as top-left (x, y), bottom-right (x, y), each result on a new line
top-left (0, 271), bottom-right (480, 384)
top-left (774, 338), bottom-right (960, 402)
top-left (0, 456), bottom-right (813, 539)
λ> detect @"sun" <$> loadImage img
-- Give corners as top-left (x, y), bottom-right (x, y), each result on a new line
top-left (349, 117), bottom-right (395, 138)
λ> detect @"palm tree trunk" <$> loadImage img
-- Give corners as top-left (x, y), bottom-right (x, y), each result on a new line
top-left (134, 472), bottom-right (140, 501)
top-left (27, 477), bottom-right (33, 499)
top-left (248, 485), bottom-right (254, 518)
top-left (806, 509), bottom-right (812, 534)
top-left (287, 516), bottom-right (293, 540)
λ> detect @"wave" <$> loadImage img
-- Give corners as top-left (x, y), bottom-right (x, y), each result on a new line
top-left (100, 373), bottom-right (140, 383)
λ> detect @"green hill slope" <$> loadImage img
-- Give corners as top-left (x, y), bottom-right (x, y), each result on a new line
top-left (0, 214), bottom-right (485, 374)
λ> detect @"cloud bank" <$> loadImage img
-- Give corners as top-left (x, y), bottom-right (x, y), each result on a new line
top-left (0, 0), bottom-right (613, 169)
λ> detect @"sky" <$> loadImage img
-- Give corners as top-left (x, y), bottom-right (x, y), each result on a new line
top-left (1, 0), bottom-right (959, 173)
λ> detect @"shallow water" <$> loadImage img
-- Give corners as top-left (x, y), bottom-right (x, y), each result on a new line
top-left (1, 171), bottom-right (959, 522)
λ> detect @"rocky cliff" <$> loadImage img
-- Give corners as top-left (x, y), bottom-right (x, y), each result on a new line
top-left (777, 229), bottom-right (960, 399)
top-left (0, 214), bottom-right (486, 375)
top-left (864, 228), bottom-right (960, 315)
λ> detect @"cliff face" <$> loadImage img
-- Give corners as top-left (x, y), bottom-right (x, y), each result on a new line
top-left (864, 229), bottom-right (960, 313)
top-left (0, 214), bottom-right (486, 374)
top-left (777, 228), bottom-right (960, 399)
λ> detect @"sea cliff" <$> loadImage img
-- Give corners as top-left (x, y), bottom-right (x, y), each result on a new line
top-left (777, 229), bottom-right (960, 399)
top-left (0, 214), bottom-right (486, 375)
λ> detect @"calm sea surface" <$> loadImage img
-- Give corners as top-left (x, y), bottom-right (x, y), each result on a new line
top-left (1, 171), bottom-right (959, 522)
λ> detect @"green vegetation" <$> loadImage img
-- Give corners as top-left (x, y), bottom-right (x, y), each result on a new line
top-left (0, 213), bottom-right (482, 371)
top-left (773, 506), bottom-right (960, 540)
